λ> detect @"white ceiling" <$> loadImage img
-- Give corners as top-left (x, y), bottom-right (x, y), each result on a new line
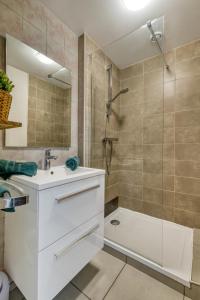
top-left (41, 0), bottom-right (200, 68)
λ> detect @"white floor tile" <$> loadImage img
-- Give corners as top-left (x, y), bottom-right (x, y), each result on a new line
top-left (72, 250), bottom-right (125, 300)
top-left (104, 264), bottom-right (184, 300)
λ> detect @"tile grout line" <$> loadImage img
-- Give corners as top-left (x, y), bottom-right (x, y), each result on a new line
top-left (70, 281), bottom-right (91, 300)
top-left (102, 263), bottom-right (127, 300)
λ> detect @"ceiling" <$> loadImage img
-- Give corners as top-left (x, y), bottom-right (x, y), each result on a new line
top-left (41, 0), bottom-right (200, 68)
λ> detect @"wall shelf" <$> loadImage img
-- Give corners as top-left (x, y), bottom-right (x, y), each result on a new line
top-left (0, 119), bottom-right (22, 130)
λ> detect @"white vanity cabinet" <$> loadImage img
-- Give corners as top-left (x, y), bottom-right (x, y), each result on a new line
top-left (4, 167), bottom-right (105, 300)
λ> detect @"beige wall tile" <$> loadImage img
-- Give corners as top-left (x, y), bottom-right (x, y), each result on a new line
top-left (174, 208), bottom-right (200, 228)
top-left (120, 89), bottom-right (143, 107)
top-left (119, 170), bottom-right (142, 186)
top-left (175, 144), bottom-right (200, 161)
top-left (143, 83), bottom-right (163, 114)
top-left (143, 114), bottom-right (163, 144)
top-left (120, 62), bottom-right (143, 80)
top-left (106, 184), bottom-right (119, 203)
top-left (143, 159), bottom-right (162, 174)
top-left (164, 81), bottom-right (175, 112)
top-left (176, 40), bottom-right (200, 62)
top-left (163, 160), bottom-right (175, 175)
top-left (144, 55), bottom-right (163, 73)
top-left (164, 113), bottom-right (175, 128)
top-left (121, 75), bottom-right (143, 91)
top-left (142, 201), bottom-right (163, 219)
top-left (144, 70), bottom-right (163, 87)
top-left (175, 127), bottom-right (200, 143)
top-left (163, 144), bottom-right (174, 160)
top-left (175, 193), bottom-right (200, 213)
top-left (175, 109), bottom-right (200, 127)
top-left (0, 2), bottom-right (22, 39)
top-left (23, 0), bottom-right (46, 32)
top-left (119, 158), bottom-right (143, 172)
top-left (164, 127), bottom-right (174, 144)
top-left (176, 160), bottom-right (200, 178)
top-left (176, 77), bottom-right (200, 111)
top-left (175, 176), bottom-right (200, 196)
top-left (163, 175), bottom-right (174, 191)
top-left (143, 187), bottom-right (163, 205)
top-left (46, 11), bottom-right (65, 65)
top-left (22, 20), bottom-right (45, 53)
top-left (143, 173), bottom-right (162, 189)
top-left (119, 183), bottom-right (142, 199)
top-left (119, 196), bottom-right (143, 212)
top-left (0, 0), bottom-right (24, 15)
top-left (163, 191), bottom-right (175, 207)
top-left (176, 57), bottom-right (200, 79)
top-left (143, 144), bottom-right (162, 160)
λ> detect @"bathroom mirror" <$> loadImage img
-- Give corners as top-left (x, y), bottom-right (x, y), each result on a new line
top-left (4, 35), bottom-right (71, 148)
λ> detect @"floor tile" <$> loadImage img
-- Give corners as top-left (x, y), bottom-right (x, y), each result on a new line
top-left (72, 250), bottom-right (125, 300)
top-left (54, 283), bottom-right (89, 300)
top-left (104, 264), bottom-right (184, 300)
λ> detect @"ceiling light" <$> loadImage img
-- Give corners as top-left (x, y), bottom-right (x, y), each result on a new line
top-left (35, 52), bottom-right (54, 64)
top-left (122, 0), bottom-right (151, 11)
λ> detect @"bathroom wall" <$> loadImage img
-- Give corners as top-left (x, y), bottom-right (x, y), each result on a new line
top-left (78, 33), bottom-right (121, 203)
top-left (0, 0), bottom-right (78, 268)
top-left (118, 40), bottom-right (200, 228)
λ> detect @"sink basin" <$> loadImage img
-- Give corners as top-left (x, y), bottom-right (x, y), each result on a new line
top-left (10, 166), bottom-right (105, 190)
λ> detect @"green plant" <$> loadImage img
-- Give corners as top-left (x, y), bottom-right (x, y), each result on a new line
top-left (0, 69), bottom-right (14, 93)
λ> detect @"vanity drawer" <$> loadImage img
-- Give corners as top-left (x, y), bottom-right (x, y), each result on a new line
top-left (38, 175), bottom-right (104, 250)
top-left (38, 213), bottom-right (104, 300)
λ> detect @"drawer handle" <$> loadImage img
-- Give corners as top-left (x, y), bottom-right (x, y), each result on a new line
top-left (55, 184), bottom-right (100, 202)
top-left (54, 224), bottom-right (100, 259)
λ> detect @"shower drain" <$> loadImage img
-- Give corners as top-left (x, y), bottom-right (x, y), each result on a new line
top-left (110, 219), bottom-right (120, 226)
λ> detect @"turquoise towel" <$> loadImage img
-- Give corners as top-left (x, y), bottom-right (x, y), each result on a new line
top-left (65, 156), bottom-right (80, 171)
top-left (0, 185), bottom-right (15, 212)
top-left (0, 160), bottom-right (38, 180)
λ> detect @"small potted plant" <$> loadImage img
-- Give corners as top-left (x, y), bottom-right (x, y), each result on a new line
top-left (0, 70), bottom-right (14, 121)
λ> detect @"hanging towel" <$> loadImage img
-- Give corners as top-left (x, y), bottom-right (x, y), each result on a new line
top-left (0, 185), bottom-right (14, 212)
top-left (0, 160), bottom-right (38, 180)
top-left (65, 156), bottom-right (80, 171)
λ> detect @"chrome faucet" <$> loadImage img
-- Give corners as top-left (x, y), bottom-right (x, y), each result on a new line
top-left (43, 149), bottom-right (57, 170)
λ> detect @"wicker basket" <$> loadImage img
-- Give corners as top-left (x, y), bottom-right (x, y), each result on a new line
top-left (0, 89), bottom-right (12, 121)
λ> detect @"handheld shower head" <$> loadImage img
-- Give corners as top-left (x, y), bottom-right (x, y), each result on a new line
top-left (121, 88), bottom-right (129, 94)
top-left (106, 87), bottom-right (129, 120)
top-left (110, 88), bottom-right (129, 103)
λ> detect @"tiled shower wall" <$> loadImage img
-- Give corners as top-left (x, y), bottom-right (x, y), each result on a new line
top-left (0, 0), bottom-right (78, 268)
top-left (118, 40), bottom-right (200, 228)
top-left (80, 33), bottom-right (200, 229)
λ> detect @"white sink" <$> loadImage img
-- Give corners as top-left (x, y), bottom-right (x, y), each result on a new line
top-left (10, 166), bottom-right (105, 190)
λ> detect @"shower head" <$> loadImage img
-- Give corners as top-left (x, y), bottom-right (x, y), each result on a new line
top-left (121, 88), bottom-right (129, 94)
top-left (110, 88), bottom-right (129, 103)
